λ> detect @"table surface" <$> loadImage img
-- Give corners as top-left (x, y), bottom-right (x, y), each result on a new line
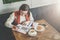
top-left (12, 19), bottom-right (60, 40)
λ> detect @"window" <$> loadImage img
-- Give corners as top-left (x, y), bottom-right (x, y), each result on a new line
top-left (3, 0), bottom-right (25, 4)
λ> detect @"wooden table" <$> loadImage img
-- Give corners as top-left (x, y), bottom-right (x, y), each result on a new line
top-left (12, 19), bottom-right (60, 40)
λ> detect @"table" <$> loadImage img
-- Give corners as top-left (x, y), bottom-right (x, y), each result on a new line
top-left (12, 19), bottom-right (60, 40)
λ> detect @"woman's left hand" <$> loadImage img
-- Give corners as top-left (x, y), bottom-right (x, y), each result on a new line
top-left (12, 25), bottom-right (18, 31)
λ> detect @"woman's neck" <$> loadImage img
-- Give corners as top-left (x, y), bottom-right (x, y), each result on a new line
top-left (20, 13), bottom-right (25, 16)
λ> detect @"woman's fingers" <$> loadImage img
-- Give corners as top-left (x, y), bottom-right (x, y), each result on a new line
top-left (12, 26), bottom-right (18, 31)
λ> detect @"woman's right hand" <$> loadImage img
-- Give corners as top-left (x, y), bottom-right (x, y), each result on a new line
top-left (12, 25), bottom-right (18, 31)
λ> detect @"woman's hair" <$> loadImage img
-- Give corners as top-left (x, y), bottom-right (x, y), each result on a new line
top-left (19, 4), bottom-right (30, 17)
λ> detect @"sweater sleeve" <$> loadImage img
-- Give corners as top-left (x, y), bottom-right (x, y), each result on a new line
top-left (30, 12), bottom-right (34, 21)
top-left (5, 13), bottom-right (15, 28)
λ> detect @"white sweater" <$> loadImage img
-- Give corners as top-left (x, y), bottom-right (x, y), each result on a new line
top-left (5, 12), bottom-right (34, 28)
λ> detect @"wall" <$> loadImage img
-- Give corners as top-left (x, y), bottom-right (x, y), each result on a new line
top-left (31, 0), bottom-right (57, 8)
top-left (0, 0), bottom-right (30, 14)
top-left (0, 0), bottom-right (57, 14)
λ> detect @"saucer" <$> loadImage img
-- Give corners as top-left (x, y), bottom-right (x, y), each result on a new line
top-left (35, 25), bottom-right (45, 32)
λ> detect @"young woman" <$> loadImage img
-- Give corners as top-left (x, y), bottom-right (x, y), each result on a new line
top-left (5, 4), bottom-right (34, 31)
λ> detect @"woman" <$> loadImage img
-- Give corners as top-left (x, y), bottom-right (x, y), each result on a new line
top-left (5, 4), bottom-right (34, 31)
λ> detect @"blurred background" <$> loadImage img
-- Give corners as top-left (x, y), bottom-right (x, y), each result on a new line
top-left (0, 0), bottom-right (60, 40)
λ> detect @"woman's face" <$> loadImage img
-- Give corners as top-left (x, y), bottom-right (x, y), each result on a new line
top-left (21, 10), bottom-right (28, 15)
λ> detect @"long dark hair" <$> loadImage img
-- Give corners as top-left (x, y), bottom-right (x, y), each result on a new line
top-left (19, 4), bottom-right (30, 17)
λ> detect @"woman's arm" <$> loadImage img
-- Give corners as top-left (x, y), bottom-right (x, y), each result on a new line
top-left (29, 12), bottom-right (34, 28)
top-left (5, 13), bottom-right (18, 30)
top-left (5, 12), bottom-right (18, 31)
top-left (5, 13), bottom-right (15, 28)
top-left (30, 12), bottom-right (34, 21)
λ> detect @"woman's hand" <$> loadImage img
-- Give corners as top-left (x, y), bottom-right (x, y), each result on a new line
top-left (21, 21), bottom-right (29, 25)
top-left (12, 25), bottom-right (18, 31)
